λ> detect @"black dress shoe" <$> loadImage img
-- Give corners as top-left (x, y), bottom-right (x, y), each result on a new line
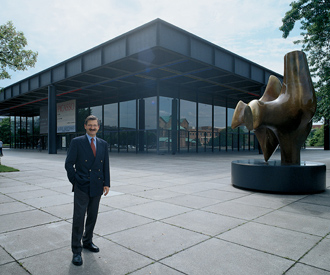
top-left (83, 242), bottom-right (100, 253)
top-left (72, 253), bottom-right (83, 266)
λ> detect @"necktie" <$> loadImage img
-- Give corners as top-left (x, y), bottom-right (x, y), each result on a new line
top-left (91, 138), bottom-right (96, 157)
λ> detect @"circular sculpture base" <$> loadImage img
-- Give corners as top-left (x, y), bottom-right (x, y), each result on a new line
top-left (231, 159), bottom-right (326, 194)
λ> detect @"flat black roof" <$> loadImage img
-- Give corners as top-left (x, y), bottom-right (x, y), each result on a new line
top-left (0, 18), bottom-right (283, 116)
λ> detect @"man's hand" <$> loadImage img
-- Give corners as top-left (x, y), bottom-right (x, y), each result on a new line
top-left (103, 186), bottom-right (110, 196)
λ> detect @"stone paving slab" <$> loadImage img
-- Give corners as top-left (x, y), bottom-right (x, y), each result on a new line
top-left (100, 194), bottom-right (152, 209)
top-left (286, 263), bottom-right (330, 275)
top-left (163, 210), bottom-right (245, 236)
top-left (22, 194), bottom-right (73, 209)
top-left (0, 246), bottom-right (15, 265)
top-left (20, 241), bottom-right (152, 275)
top-left (7, 189), bottom-right (62, 201)
top-left (232, 193), bottom-right (305, 209)
top-left (134, 189), bottom-right (183, 200)
top-left (130, 262), bottom-right (185, 274)
top-left (0, 201), bottom-right (35, 216)
top-left (0, 194), bottom-right (15, 204)
top-left (108, 221), bottom-right (208, 261)
top-left (218, 222), bottom-right (322, 260)
top-left (123, 201), bottom-right (193, 220)
top-left (162, 193), bottom-right (221, 209)
top-left (161, 238), bottom-right (294, 274)
top-left (1, 149), bottom-right (330, 274)
top-left (280, 202), bottom-right (330, 220)
top-left (94, 209), bottom-right (153, 236)
top-left (300, 238), bottom-right (330, 271)
top-left (0, 221), bottom-right (71, 259)
top-left (0, 262), bottom-right (28, 274)
top-left (254, 210), bottom-right (330, 236)
top-left (0, 183), bottom-right (42, 194)
top-left (0, 209), bottom-right (60, 233)
top-left (202, 200), bottom-right (274, 220)
top-left (42, 203), bottom-right (73, 220)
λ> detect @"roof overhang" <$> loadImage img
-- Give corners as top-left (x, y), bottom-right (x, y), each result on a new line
top-left (0, 18), bottom-right (283, 116)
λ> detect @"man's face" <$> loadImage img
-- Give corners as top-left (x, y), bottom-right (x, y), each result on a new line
top-left (84, 119), bottom-right (99, 137)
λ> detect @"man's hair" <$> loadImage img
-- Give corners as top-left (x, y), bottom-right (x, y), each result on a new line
top-left (84, 115), bottom-right (100, 125)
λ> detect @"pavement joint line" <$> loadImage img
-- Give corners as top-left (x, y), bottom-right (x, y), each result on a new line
top-left (216, 237), bottom-right (297, 263)
top-left (0, 245), bottom-right (32, 274)
top-left (0, 219), bottom-right (64, 235)
top-left (282, 231), bottom-right (330, 274)
top-left (284, 262), bottom-right (330, 275)
top-left (126, 261), bottom-right (188, 275)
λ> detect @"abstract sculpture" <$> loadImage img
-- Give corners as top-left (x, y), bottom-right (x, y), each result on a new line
top-left (231, 51), bottom-right (316, 165)
top-left (230, 51), bottom-right (325, 194)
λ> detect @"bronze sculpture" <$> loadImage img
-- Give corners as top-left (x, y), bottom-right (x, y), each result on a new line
top-left (231, 51), bottom-right (317, 165)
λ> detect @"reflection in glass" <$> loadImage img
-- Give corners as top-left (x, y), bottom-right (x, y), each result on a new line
top-left (77, 108), bottom-right (89, 133)
top-left (214, 106), bottom-right (226, 150)
top-left (104, 103), bottom-right (118, 149)
top-left (120, 100), bottom-right (136, 152)
top-left (145, 97), bottom-right (157, 130)
top-left (227, 108), bottom-right (237, 150)
top-left (198, 103), bottom-right (212, 152)
top-left (159, 97), bottom-right (172, 152)
top-left (180, 99), bottom-right (196, 152)
top-left (120, 100), bottom-right (136, 130)
top-left (34, 116), bottom-right (40, 149)
top-left (27, 117), bottom-right (33, 149)
top-left (10, 116), bottom-right (15, 148)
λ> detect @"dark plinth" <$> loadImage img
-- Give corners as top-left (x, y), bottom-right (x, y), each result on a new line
top-left (231, 159), bottom-right (326, 194)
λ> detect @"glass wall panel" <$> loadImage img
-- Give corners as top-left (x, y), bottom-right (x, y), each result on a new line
top-left (90, 105), bottom-right (102, 138)
top-left (21, 117), bottom-right (27, 148)
top-left (77, 107), bottom-right (89, 133)
top-left (27, 117), bottom-right (33, 149)
top-left (227, 108), bottom-right (237, 150)
top-left (144, 97), bottom-right (157, 152)
top-left (15, 116), bottom-right (20, 148)
top-left (145, 97), bottom-right (157, 130)
top-left (120, 100), bottom-right (136, 129)
top-left (104, 103), bottom-right (118, 150)
top-left (214, 106), bottom-right (226, 151)
top-left (120, 100), bottom-right (136, 152)
top-left (34, 116), bottom-right (40, 150)
top-left (239, 126), bottom-right (250, 150)
top-left (180, 99), bottom-right (196, 152)
top-left (198, 103), bottom-right (212, 152)
top-left (159, 97), bottom-right (172, 153)
top-left (10, 116), bottom-right (15, 148)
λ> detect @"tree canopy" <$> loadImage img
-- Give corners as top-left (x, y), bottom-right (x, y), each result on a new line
top-left (0, 117), bottom-right (10, 144)
top-left (280, 0), bottom-right (330, 121)
top-left (0, 21), bottom-right (38, 81)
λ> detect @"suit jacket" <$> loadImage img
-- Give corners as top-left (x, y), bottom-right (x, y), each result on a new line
top-left (65, 135), bottom-right (110, 197)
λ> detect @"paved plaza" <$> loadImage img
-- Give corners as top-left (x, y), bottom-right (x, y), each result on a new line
top-left (0, 148), bottom-right (330, 275)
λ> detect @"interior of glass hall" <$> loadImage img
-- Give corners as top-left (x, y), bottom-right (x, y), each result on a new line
top-left (0, 19), bottom-right (283, 154)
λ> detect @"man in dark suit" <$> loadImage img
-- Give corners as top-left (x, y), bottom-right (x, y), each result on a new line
top-left (65, 115), bottom-right (110, 266)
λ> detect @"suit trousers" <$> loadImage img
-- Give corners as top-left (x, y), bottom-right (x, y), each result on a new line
top-left (71, 185), bottom-right (101, 254)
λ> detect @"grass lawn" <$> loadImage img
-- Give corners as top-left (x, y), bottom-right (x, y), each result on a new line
top-left (0, 165), bottom-right (19, 172)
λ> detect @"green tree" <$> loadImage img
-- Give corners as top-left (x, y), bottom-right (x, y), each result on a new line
top-left (308, 126), bottom-right (324, 146)
top-left (0, 117), bottom-right (11, 144)
top-left (0, 21), bottom-right (38, 81)
top-left (280, 0), bottom-right (330, 148)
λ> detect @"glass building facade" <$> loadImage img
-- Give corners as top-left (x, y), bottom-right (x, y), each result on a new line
top-left (9, 87), bottom-right (258, 154)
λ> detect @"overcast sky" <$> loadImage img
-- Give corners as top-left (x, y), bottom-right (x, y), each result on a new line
top-left (1, 0), bottom-right (302, 88)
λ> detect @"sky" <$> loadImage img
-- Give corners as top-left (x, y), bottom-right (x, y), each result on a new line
top-left (0, 0), bottom-right (302, 88)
